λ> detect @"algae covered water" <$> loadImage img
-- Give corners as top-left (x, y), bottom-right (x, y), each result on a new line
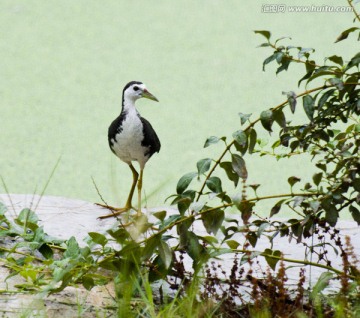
top-left (0, 1), bottom-right (356, 211)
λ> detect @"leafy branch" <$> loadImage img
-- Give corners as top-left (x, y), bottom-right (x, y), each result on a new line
top-left (196, 85), bottom-right (328, 201)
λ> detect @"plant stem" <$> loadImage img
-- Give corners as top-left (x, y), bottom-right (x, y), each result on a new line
top-left (348, 0), bottom-right (360, 22)
top-left (200, 192), bottom-right (318, 215)
top-left (234, 248), bottom-right (354, 278)
top-left (0, 246), bottom-right (44, 262)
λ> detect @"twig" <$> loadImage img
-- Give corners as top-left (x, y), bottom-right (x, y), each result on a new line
top-left (91, 176), bottom-right (108, 206)
top-left (233, 248), bottom-right (354, 279)
top-left (348, 0), bottom-right (360, 22)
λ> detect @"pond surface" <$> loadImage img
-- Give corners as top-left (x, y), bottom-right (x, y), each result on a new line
top-left (0, 1), bottom-right (357, 216)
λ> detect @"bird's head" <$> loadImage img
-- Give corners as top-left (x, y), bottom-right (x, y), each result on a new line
top-left (123, 81), bottom-right (159, 103)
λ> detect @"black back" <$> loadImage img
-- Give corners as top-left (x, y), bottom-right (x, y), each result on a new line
top-left (140, 116), bottom-right (161, 157)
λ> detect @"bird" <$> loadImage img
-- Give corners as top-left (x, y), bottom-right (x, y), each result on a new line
top-left (97, 81), bottom-right (161, 219)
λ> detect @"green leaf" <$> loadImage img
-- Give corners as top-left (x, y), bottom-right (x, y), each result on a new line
top-left (327, 55), bottom-right (343, 66)
top-left (201, 236), bottom-right (218, 245)
top-left (18, 208), bottom-right (39, 224)
top-left (175, 191), bottom-right (196, 215)
top-left (189, 202), bottom-right (205, 214)
top-left (280, 133), bottom-right (291, 147)
top-left (196, 158), bottom-right (212, 177)
top-left (38, 243), bottom-right (54, 259)
top-left (345, 52), bottom-right (360, 70)
top-left (328, 78), bottom-right (344, 90)
top-left (186, 231), bottom-right (204, 261)
top-left (226, 240), bottom-right (240, 250)
top-left (288, 176), bottom-right (301, 187)
top-left (298, 47), bottom-right (314, 59)
top-left (254, 30), bottom-right (271, 40)
top-left (118, 241), bottom-right (141, 260)
top-left (318, 89), bottom-right (335, 109)
top-left (293, 196), bottom-right (305, 208)
top-left (206, 176), bottom-right (222, 193)
top-left (263, 249), bottom-right (282, 270)
top-left (260, 110), bottom-right (274, 132)
top-left (309, 200), bottom-right (320, 212)
top-left (258, 42), bottom-right (270, 48)
top-left (303, 95), bottom-right (315, 121)
top-left (275, 36), bottom-right (291, 45)
top-left (201, 209), bottom-right (224, 235)
top-left (310, 272), bottom-right (334, 300)
top-left (234, 136), bottom-right (248, 156)
top-left (273, 109), bottom-right (286, 128)
top-left (354, 179), bottom-right (360, 192)
top-left (276, 58), bottom-right (291, 74)
top-left (148, 255), bottom-right (167, 282)
top-left (238, 113), bottom-right (252, 125)
top-left (82, 275), bottom-right (95, 291)
top-left (64, 237), bottom-right (80, 259)
top-left (153, 211), bottom-right (167, 222)
top-left (248, 129), bottom-right (257, 154)
top-left (257, 222), bottom-right (270, 237)
top-left (249, 184), bottom-right (260, 192)
top-left (143, 236), bottom-right (160, 259)
top-left (289, 219), bottom-right (303, 238)
top-left (88, 232), bottom-right (108, 247)
top-left (298, 70), bottom-right (315, 87)
top-left (321, 198), bottom-right (338, 226)
top-left (107, 227), bottom-right (130, 244)
top-left (231, 154), bottom-right (248, 180)
top-left (176, 172), bottom-right (197, 194)
top-left (237, 201), bottom-right (254, 224)
top-left (306, 68), bottom-right (334, 86)
top-left (246, 232), bottom-right (258, 247)
top-left (350, 206), bottom-right (360, 225)
top-left (283, 91), bottom-right (297, 114)
top-left (275, 51), bottom-right (284, 63)
top-left (232, 130), bottom-right (247, 147)
top-left (312, 172), bottom-right (323, 186)
top-left (315, 163), bottom-right (327, 172)
top-left (270, 199), bottom-right (286, 217)
top-left (262, 54), bottom-right (277, 71)
top-left (219, 161), bottom-right (239, 187)
top-left (158, 240), bottom-right (172, 269)
top-left (204, 136), bottom-right (220, 148)
top-left (335, 27), bottom-right (359, 43)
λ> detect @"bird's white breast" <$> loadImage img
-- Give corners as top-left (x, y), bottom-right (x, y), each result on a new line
top-left (111, 111), bottom-right (150, 167)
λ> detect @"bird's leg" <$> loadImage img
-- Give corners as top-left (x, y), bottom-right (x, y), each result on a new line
top-left (137, 168), bottom-right (144, 216)
top-left (126, 163), bottom-right (139, 209)
top-left (97, 163), bottom-right (139, 219)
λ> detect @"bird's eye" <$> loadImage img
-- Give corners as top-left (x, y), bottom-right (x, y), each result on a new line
top-left (133, 86), bottom-right (139, 91)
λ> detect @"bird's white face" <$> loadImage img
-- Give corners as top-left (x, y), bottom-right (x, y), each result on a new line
top-left (124, 82), bottom-right (159, 103)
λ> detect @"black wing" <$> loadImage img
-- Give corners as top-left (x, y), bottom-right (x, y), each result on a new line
top-left (108, 111), bottom-right (127, 154)
top-left (140, 116), bottom-right (161, 157)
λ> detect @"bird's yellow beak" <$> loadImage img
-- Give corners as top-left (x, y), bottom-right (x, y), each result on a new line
top-left (142, 89), bottom-right (159, 102)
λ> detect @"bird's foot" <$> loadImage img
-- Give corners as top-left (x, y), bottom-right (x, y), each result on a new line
top-left (95, 203), bottom-right (134, 219)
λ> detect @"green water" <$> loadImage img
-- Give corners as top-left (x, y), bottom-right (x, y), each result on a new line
top-left (0, 1), bottom-right (357, 210)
